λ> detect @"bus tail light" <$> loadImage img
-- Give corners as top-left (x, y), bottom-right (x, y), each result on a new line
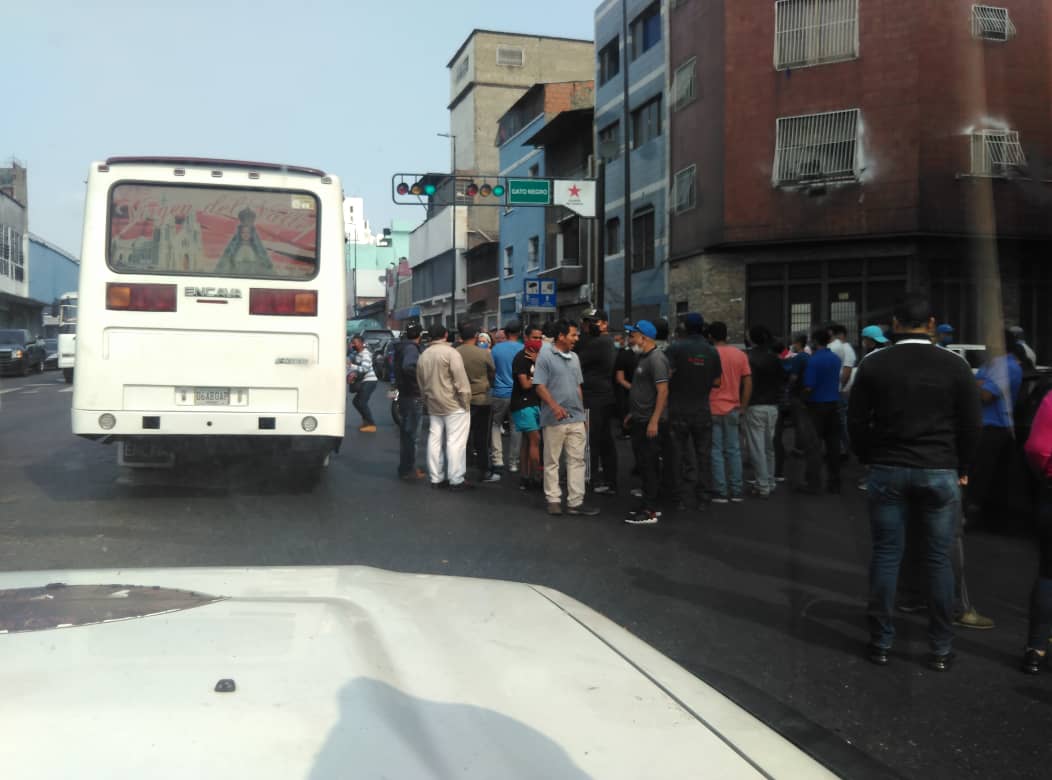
top-left (249, 289), bottom-right (318, 316)
top-left (106, 283), bottom-right (177, 312)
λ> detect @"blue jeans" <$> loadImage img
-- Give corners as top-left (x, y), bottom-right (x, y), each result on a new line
top-left (711, 410), bottom-right (743, 498)
top-left (867, 465), bottom-right (959, 655)
top-left (398, 396), bottom-right (422, 477)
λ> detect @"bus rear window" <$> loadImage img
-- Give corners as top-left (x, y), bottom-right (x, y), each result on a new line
top-left (107, 183), bottom-right (319, 280)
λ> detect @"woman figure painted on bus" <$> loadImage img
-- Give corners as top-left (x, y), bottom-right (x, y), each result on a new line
top-left (215, 207), bottom-right (274, 275)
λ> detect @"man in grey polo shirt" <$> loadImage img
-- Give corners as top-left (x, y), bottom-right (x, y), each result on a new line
top-left (533, 319), bottom-right (600, 517)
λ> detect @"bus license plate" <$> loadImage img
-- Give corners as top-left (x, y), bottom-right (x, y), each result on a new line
top-left (194, 388), bottom-right (230, 405)
top-left (120, 440), bottom-right (175, 467)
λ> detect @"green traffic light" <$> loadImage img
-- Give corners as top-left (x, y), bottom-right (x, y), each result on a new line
top-left (492, 184), bottom-right (505, 197)
top-left (424, 184), bottom-right (437, 196)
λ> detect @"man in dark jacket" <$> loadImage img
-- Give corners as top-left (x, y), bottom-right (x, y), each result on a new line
top-left (576, 308), bottom-right (618, 494)
top-left (848, 293), bottom-right (982, 672)
top-left (666, 313), bottom-right (721, 509)
top-left (394, 323), bottom-right (425, 480)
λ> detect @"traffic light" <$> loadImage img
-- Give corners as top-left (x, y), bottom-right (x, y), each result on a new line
top-left (464, 181), bottom-right (505, 199)
top-left (396, 180), bottom-right (437, 197)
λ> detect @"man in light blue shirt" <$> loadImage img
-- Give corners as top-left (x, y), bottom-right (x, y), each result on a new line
top-left (489, 321), bottom-right (524, 478)
top-left (533, 320), bottom-right (598, 517)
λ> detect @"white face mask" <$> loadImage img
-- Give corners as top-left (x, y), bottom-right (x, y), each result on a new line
top-left (630, 344), bottom-right (643, 354)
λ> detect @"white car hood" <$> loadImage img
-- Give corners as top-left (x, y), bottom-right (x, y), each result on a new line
top-left (0, 566), bottom-right (835, 779)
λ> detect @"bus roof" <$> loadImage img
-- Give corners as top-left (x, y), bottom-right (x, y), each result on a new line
top-left (103, 157), bottom-right (327, 177)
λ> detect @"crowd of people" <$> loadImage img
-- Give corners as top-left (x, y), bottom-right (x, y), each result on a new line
top-left (347, 294), bottom-right (1052, 675)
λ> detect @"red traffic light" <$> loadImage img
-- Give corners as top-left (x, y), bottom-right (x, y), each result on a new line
top-left (465, 182), bottom-right (479, 197)
top-left (396, 182), bottom-right (410, 196)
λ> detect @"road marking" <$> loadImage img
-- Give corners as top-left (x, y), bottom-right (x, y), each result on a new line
top-left (59, 387), bottom-right (74, 393)
top-left (0, 388), bottom-right (19, 396)
top-left (21, 390), bottom-right (39, 394)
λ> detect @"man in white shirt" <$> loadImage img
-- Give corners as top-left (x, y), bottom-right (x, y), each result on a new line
top-left (829, 323), bottom-right (857, 459)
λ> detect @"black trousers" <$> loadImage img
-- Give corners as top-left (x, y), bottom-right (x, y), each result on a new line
top-left (671, 410), bottom-right (713, 502)
top-left (587, 402), bottom-right (619, 487)
top-left (807, 402), bottom-right (842, 488)
top-left (631, 419), bottom-right (671, 510)
top-left (468, 405), bottom-right (492, 475)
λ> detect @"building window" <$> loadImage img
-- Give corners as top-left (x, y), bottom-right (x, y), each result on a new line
top-left (673, 165), bottom-right (696, 213)
top-left (598, 39), bottom-right (620, 85)
top-left (455, 56), bottom-right (470, 83)
top-left (598, 121), bottom-right (621, 162)
top-left (970, 129), bottom-right (1027, 177)
top-left (504, 246), bottom-right (514, 278)
top-left (672, 58), bottom-right (696, 111)
top-left (631, 96), bottom-right (663, 150)
top-left (773, 108), bottom-right (861, 186)
top-left (0, 226), bottom-right (10, 277)
top-left (496, 46), bottom-right (525, 67)
top-left (605, 217), bottom-right (621, 255)
top-left (630, 3), bottom-right (662, 60)
top-left (528, 236), bottom-right (539, 270)
top-left (774, 0), bottom-right (859, 71)
top-left (0, 225), bottom-right (21, 280)
top-left (631, 207), bottom-right (656, 272)
top-left (972, 5), bottom-right (1017, 40)
top-left (558, 218), bottom-right (580, 267)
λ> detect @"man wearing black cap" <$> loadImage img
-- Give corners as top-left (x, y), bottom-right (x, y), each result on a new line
top-left (577, 308), bottom-right (619, 494)
top-left (666, 312), bottom-right (722, 509)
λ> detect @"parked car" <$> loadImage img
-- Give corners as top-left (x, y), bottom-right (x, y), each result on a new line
top-left (44, 338), bottom-right (59, 370)
top-left (0, 329), bottom-right (47, 376)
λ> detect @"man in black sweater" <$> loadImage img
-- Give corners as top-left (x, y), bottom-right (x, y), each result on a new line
top-left (848, 293), bottom-right (981, 672)
top-left (577, 309), bottom-right (619, 494)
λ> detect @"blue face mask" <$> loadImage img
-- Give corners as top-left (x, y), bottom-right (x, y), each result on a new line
top-left (479, 342), bottom-right (490, 350)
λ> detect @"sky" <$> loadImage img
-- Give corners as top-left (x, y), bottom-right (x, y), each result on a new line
top-left (6, 0), bottom-right (596, 256)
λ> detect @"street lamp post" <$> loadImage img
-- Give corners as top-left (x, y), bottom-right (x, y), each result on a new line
top-left (438, 132), bottom-right (457, 328)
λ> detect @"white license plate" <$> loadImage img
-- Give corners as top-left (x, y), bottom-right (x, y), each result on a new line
top-left (194, 388), bottom-right (230, 405)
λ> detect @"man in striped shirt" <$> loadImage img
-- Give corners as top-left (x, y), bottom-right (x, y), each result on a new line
top-left (348, 335), bottom-right (378, 433)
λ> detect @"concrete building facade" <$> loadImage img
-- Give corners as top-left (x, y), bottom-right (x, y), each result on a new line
top-left (594, 0), bottom-right (669, 326)
top-left (0, 162), bottom-right (39, 331)
top-left (409, 30), bottom-right (595, 329)
top-left (668, 0), bottom-right (1052, 355)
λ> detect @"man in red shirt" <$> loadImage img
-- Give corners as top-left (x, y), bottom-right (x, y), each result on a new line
top-left (708, 322), bottom-right (752, 503)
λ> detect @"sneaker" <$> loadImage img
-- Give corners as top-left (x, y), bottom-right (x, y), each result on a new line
top-left (567, 504), bottom-right (600, 516)
top-left (592, 482), bottom-right (614, 495)
top-left (954, 609), bottom-right (995, 630)
top-left (430, 480), bottom-right (449, 490)
top-left (630, 488), bottom-right (643, 498)
top-left (399, 468), bottom-right (427, 481)
top-left (747, 486), bottom-right (769, 499)
top-left (359, 425), bottom-right (377, 433)
top-left (448, 481), bottom-right (475, 493)
top-left (1021, 648), bottom-right (1047, 675)
top-left (711, 496), bottom-right (730, 504)
top-left (547, 503), bottom-right (563, 516)
top-left (509, 465), bottom-right (520, 473)
top-left (625, 508), bottom-right (660, 525)
top-left (857, 478), bottom-right (868, 491)
top-left (775, 475), bottom-right (786, 483)
top-left (730, 496), bottom-right (745, 503)
top-left (483, 471), bottom-right (502, 483)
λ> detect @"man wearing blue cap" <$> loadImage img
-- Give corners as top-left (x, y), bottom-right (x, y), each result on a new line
top-left (860, 325), bottom-right (890, 360)
top-left (936, 323), bottom-right (955, 348)
top-left (624, 319), bottom-right (671, 524)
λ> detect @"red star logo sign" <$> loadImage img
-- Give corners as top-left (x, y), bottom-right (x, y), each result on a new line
top-left (568, 184), bottom-right (581, 197)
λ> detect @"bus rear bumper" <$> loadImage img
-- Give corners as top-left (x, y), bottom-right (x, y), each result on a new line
top-left (72, 409), bottom-right (345, 439)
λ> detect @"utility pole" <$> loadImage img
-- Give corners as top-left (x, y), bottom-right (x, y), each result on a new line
top-left (595, 157), bottom-right (606, 310)
top-left (438, 132), bottom-right (458, 328)
top-left (621, 0), bottom-right (633, 323)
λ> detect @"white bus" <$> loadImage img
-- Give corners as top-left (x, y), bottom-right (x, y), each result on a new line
top-left (72, 157), bottom-right (347, 484)
top-left (57, 291), bottom-right (77, 383)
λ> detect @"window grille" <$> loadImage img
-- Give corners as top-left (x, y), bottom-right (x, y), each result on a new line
top-left (496, 46), bottom-right (525, 67)
top-left (774, 0), bottom-right (859, 70)
top-left (970, 129), bottom-right (1027, 176)
top-left (773, 108), bottom-right (861, 186)
top-left (972, 5), bottom-right (1016, 41)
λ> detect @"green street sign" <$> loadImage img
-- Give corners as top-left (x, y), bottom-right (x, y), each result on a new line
top-left (507, 178), bottom-right (551, 205)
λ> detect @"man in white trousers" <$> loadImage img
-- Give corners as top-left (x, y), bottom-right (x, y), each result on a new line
top-left (416, 325), bottom-right (473, 491)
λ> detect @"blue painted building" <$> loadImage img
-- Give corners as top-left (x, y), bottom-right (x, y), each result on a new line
top-left (594, 0), bottom-right (668, 325)
top-left (497, 81), bottom-right (596, 325)
top-left (28, 233), bottom-right (79, 304)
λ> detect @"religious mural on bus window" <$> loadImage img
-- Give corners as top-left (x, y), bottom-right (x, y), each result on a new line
top-left (107, 184), bottom-right (319, 279)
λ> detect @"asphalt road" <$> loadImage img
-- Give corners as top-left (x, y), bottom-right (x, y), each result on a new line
top-left (1, 370), bottom-right (1049, 779)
